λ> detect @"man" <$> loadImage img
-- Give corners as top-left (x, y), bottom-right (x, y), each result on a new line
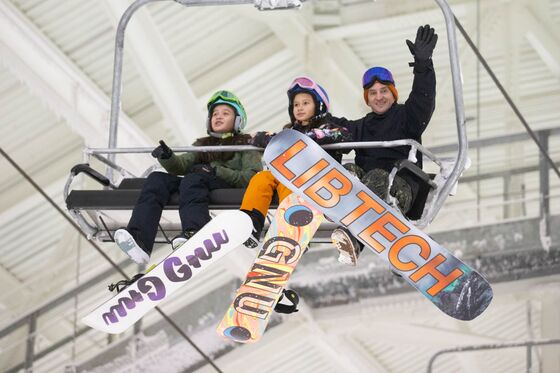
top-left (332, 24), bottom-right (438, 266)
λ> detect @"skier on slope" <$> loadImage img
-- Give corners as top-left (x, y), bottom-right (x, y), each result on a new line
top-left (240, 76), bottom-right (351, 249)
top-left (330, 24), bottom-right (439, 266)
top-left (114, 90), bottom-right (262, 265)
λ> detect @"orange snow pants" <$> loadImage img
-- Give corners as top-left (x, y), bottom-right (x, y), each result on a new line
top-left (240, 170), bottom-right (292, 217)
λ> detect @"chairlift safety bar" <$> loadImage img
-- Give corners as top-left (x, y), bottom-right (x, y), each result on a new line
top-left (87, 140), bottom-right (442, 166)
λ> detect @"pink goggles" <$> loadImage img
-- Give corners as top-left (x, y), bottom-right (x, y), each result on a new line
top-left (288, 76), bottom-right (330, 112)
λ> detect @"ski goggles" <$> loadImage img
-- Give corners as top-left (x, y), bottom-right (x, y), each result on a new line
top-left (288, 76), bottom-right (330, 111)
top-left (362, 67), bottom-right (395, 89)
top-left (208, 90), bottom-right (244, 111)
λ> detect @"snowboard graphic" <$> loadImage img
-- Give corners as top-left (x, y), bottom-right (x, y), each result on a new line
top-left (82, 210), bottom-right (252, 334)
top-left (263, 129), bottom-right (493, 321)
top-left (217, 193), bottom-right (323, 343)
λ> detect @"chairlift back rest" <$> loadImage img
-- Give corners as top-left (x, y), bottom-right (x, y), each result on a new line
top-left (393, 159), bottom-right (437, 221)
top-left (65, 177), bottom-right (279, 211)
top-left (394, 160), bottom-right (437, 187)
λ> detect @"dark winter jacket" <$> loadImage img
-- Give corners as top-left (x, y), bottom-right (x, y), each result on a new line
top-left (158, 134), bottom-right (262, 188)
top-left (253, 114), bottom-right (351, 162)
top-left (327, 59), bottom-right (436, 203)
top-left (332, 59), bottom-right (436, 172)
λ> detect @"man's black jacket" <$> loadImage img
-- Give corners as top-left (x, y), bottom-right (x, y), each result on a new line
top-left (330, 59), bottom-right (436, 201)
top-left (332, 59), bottom-right (436, 173)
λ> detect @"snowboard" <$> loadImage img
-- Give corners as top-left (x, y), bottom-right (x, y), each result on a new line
top-left (217, 193), bottom-right (324, 343)
top-left (82, 210), bottom-right (252, 334)
top-left (263, 129), bottom-right (493, 321)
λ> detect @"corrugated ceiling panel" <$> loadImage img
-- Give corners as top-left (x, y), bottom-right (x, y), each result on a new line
top-left (10, 0), bottom-right (161, 129)
top-left (151, 3), bottom-right (277, 90)
top-left (551, 0), bottom-right (560, 22)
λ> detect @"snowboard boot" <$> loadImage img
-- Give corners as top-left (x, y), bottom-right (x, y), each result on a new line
top-left (108, 264), bottom-right (157, 293)
top-left (362, 168), bottom-right (413, 214)
top-left (241, 209), bottom-right (265, 249)
top-left (343, 163), bottom-right (365, 179)
top-left (171, 230), bottom-right (198, 250)
top-left (114, 228), bottom-right (150, 265)
top-left (331, 227), bottom-right (361, 266)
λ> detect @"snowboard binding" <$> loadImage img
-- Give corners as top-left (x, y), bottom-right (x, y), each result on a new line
top-left (108, 264), bottom-right (157, 293)
top-left (274, 289), bottom-right (300, 314)
top-left (108, 273), bottom-right (144, 293)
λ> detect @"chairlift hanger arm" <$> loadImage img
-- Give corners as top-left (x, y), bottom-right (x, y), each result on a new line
top-left (427, 0), bottom-right (468, 224)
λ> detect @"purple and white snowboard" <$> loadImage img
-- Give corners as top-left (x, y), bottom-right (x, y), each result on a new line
top-left (82, 210), bottom-right (252, 334)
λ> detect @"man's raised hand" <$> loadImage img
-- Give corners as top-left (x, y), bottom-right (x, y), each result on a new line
top-left (406, 24), bottom-right (438, 61)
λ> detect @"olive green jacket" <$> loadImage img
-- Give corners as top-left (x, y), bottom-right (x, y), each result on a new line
top-left (158, 150), bottom-right (262, 188)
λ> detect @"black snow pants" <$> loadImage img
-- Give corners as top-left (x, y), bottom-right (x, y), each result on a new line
top-left (127, 171), bottom-right (231, 253)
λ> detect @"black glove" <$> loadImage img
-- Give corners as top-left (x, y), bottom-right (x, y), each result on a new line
top-left (190, 163), bottom-right (215, 176)
top-left (151, 140), bottom-right (173, 160)
top-left (250, 131), bottom-right (274, 148)
top-left (406, 24), bottom-right (438, 61)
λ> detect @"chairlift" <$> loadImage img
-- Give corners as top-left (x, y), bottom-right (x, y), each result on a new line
top-left (64, 0), bottom-right (469, 246)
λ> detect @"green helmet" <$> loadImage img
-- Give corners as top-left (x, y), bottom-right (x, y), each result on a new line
top-left (206, 90), bottom-right (247, 135)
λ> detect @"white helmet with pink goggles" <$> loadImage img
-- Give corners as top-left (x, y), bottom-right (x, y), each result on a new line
top-left (287, 76), bottom-right (330, 123)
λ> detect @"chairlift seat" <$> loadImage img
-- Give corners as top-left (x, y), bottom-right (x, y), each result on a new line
top-left (63, 164), bottom-right (350, 244)
top-left (66, 180), bottom-right (278, 211)
top-left (65, 179), bottom-right (340, 243)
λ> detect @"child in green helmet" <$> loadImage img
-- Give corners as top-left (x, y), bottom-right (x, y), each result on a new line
top-left (114, 90), bottom-right (262, 265)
